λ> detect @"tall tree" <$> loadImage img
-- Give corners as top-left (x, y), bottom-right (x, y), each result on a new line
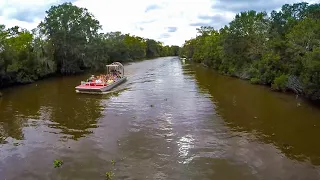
top-left (180, 2), bottom-right (320, 100)
top-left (39, 2), bottom-right (101, 74)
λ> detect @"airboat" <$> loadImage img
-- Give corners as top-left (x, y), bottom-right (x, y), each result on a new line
top-left (75, 62), bottom-right (127, 94)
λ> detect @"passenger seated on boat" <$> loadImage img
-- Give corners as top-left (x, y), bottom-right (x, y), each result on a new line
top-left (95, 76), bottom-right (103, 83)
top-left (101, 75), bottom-right (106, 83)
top-left (98, 75), bottom-right (105, 82)
top-left (95, 79), bottom-right (102, 83)
top-left (112, 75), bottom-right (118, 81)
top-left (88, 75), bottom-right (95, 82)
top-left (89, 76), bottom-right (96, 82)
top-left (107, 79), bottom-right (114, 84)
top-left (106, 74), bottom-right (111, 80)
top-left (116, 72), bottom-right (121, 78)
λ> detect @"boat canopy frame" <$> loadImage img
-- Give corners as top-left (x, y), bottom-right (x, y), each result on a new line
top-left (106, 62), bottom-right (124, 77)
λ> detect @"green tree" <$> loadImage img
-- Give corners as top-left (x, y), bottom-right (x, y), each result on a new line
top-left (123, 34), bottom-right (146, 60)
top-left (0, 2), bottom-right (179, 89)
top-left (39, 2), bottom-right (101, 74)
top-left (181, 2), bottom-right (320, 100)
top-left (146, 39), bottom-right (161, 58)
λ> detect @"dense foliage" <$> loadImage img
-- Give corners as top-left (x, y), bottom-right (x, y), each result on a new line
top-left (180, 2), bottom-right (320, 100)
top-left (0, 2), bottom-right (179, 88)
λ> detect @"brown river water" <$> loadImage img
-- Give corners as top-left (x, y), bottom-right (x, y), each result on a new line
top-left (1, 57), bottom-right (320, 180)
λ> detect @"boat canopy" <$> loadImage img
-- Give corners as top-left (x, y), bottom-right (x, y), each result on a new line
top-left (106, 62), bottom-right (124, 77)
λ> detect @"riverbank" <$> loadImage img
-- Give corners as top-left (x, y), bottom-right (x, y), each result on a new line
top-left (179, 2), bottom-right (320, 101)
top-left (0, 2), bottom-right (180, 92)
top-left (0, 56), bottom-right (175, 92)
top-left (182, 57), bottom-right (319, 103)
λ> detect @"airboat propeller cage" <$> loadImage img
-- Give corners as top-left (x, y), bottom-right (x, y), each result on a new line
top-left (106, 62), bottom-right (124, 77)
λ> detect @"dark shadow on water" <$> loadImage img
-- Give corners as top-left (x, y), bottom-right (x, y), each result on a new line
top-left (182, 62), bottom-right (320, 166)
top-left (0, 74), bottom-right (129, 142)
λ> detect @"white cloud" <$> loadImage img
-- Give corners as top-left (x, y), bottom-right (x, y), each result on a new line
top-left (0, 16), bottom-right (39, 30)
top-left (0, 0), bottom-right (62, 30)
top-left (73, 0), bottom-right (215, 46)
top-left (0, 0), bottom-right (318, 46)
top-left (0, 0), bottom-right (216, 46)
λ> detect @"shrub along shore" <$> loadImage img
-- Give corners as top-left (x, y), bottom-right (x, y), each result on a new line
top-left (179, 2), bottom-right (320, 101)
top-left (0, 2), bottom-right (180, 90)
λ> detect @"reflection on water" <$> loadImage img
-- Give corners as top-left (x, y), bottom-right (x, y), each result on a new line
top-left (0, 57), bottom-right (320, 180)
top-left (0, 79), bottom-right (104, 141)
top-left (188, 63), bottom-right (320, 166)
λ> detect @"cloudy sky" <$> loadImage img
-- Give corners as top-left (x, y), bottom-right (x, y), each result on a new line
top-left (0, 0), bottom-right (317, 46)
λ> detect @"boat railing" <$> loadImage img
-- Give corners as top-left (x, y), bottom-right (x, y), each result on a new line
top-left (81, 80), bottom-right (111, 87)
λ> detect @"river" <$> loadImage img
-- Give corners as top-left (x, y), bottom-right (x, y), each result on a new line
top-left (1, 57), bottom-right (320, 180)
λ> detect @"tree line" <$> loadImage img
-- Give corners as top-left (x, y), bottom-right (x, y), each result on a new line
top-left (0, 2), bottom-right (179, 88)
top-left (179, 2), bottom-right (320, 100)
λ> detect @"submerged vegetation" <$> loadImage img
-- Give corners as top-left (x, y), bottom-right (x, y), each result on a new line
top-left (0, 2), bottom-right (179, 89)
top-left (53, 159), bottom-right (63, 168)
top-left (180, 2), bottom-right (320, 100)
top-left (105, 171), bottom-right (115, 180)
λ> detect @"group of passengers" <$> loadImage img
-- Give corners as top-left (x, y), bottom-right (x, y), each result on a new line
top-left (88, 70), bottom-right (121, 84)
